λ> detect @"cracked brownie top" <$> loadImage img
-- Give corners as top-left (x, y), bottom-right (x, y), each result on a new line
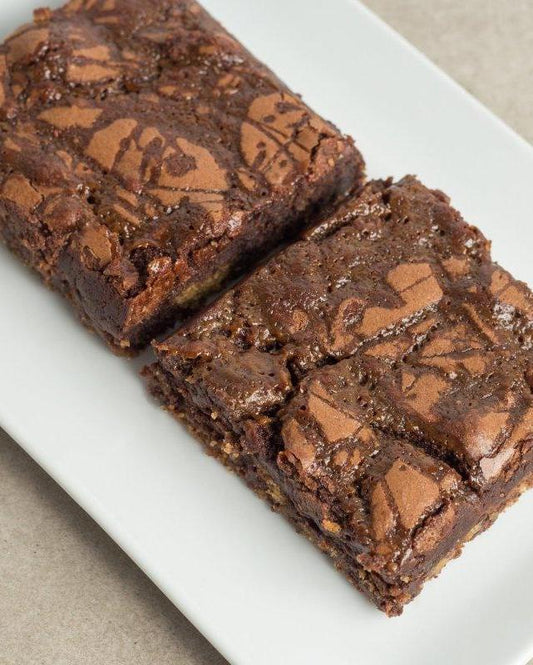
top-left (0, 0), bottom-right (360, 348)
top-left (154, 176), bottom-right (533, 577)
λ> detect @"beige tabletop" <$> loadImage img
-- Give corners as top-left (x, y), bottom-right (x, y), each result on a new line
top-left (1, 2), bottom-right (532, 664)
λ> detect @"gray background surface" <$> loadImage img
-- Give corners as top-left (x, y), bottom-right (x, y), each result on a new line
top-left (1, 1), bottom-right (532, 663)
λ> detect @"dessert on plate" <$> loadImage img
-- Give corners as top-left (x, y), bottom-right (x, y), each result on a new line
top-left (146, 176), bottom-right (533, 615)
top-left (0, 0), bottom-right (362, 352)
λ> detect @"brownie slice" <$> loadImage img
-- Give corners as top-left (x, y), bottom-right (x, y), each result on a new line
top-left (145, 176), bottom-right (533, 615)
top-left (0, 0), bottom-right (363, 352)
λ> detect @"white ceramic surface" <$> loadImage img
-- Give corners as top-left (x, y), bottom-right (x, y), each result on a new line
top-left (1, 1), bottom-right (532, 664)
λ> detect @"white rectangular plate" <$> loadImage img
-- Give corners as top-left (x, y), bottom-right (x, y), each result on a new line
top-left (1, 1), bottom-right (533, 664)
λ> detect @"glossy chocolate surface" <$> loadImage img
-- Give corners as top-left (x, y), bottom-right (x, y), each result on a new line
top-left (149, 177), bottom-right (533, 614)
top-left (0, 0), bottom-right (362, 350)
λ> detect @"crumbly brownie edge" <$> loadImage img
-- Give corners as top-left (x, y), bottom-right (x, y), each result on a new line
top-left (76, 141), bottom-right (361, 352)
top-left (144, 361), bottom-right (533, 615)
top-left (0, 115), bottom-right (361, 354)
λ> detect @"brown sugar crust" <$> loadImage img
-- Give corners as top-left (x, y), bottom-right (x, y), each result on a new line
top-left (146, 176), bottom-right (533, 615)
top-left (0, 0), bottom-right (363, 352)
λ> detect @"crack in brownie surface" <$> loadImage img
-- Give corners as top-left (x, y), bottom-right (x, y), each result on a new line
top-left (0, 0), bottom-right (363, 351)
top-left (146, 176), bottom-right (533, 614)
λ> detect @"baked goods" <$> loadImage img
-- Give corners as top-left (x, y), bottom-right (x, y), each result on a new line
top-left (146, 176), bottom-right (533, 615)
top-left (0, 0), bottom-right (362, 352)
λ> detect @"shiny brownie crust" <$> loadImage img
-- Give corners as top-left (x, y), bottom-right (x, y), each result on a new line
top-left (146, 176), bottom-right (533, 615)
top-left (0, 0), bottom-right (363, 352)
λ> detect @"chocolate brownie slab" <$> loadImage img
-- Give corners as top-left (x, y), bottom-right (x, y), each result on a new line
top-left (146, 176), bottom-right (533, 615)
top-left (0, 0), bottom-right (362, 352)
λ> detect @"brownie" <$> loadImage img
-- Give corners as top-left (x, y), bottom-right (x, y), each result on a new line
top-left (145, 176), bottom-right (533, 615)
top-left (0, 0), bottom-right (363, 352)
